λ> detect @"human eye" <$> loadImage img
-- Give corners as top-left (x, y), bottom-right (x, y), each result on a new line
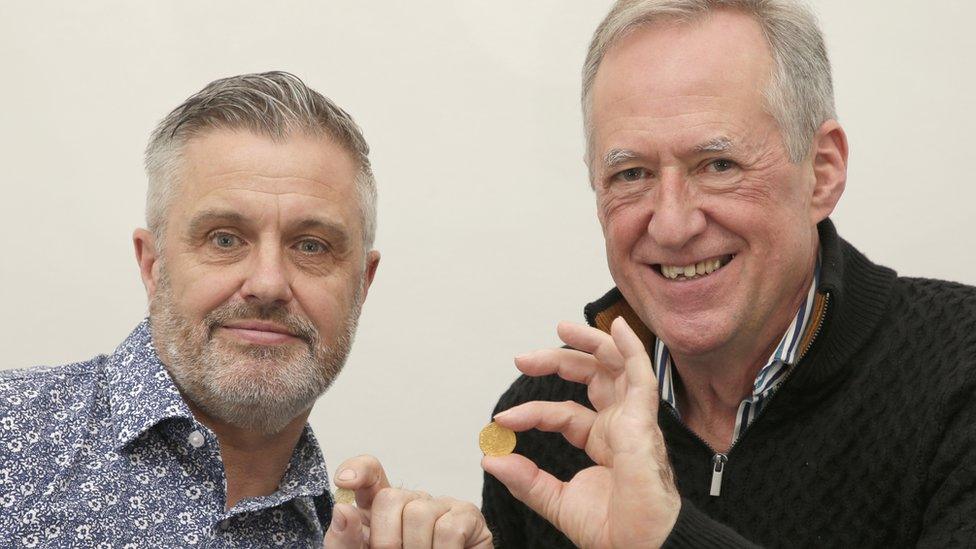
top-left (611, 167), bottom-right (650, 183)
top-left (703, 158), bottom-right (738, 173)
top-left (209, 231), bottom-right (244, 250)
top-left (294, 238), bottom-right (329, 255)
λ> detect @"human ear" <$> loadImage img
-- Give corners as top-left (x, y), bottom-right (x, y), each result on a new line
top-left (133, 228), bottom-right (160, 299)
top-left (808, 120), bottom-right (848, 224)
top-left (360, 250), bottom-right (381, 300)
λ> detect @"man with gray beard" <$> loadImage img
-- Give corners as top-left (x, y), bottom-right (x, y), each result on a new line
top-left (150, 270), bottom-right (359, 436)
top-left (0, 72), bottom-right (492, 548)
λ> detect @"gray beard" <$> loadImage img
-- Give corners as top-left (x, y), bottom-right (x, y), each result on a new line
top-left (148, 268), bottom-right (361, 434)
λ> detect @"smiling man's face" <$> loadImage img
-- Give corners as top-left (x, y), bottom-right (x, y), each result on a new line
top-left (590, 11), bottom-right (822, 362)
top-left (138, 129), bottom-right (379, 433)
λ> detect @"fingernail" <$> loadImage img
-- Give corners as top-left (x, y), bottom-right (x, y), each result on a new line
top-left (493, 410), bottom-right (512, 421)
top-left (336, 468), bottom-right (356, 481)
top-left (514, 353), bottom-right (528, 361)
top-left (330, 508), bottom-right (347, 532)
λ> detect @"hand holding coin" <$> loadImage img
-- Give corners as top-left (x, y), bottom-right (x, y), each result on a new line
top-left (481, 318), bottom-right (682, 549)
top-left (323, 454), bottom-right (494, 548)
top-left (479, 422), bottom-right (516, 457)
top-left (333, 487), bottom-right (356, 506)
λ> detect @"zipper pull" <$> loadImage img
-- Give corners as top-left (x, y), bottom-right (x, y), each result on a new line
top-left (710, 454), bottom-right (728, 497)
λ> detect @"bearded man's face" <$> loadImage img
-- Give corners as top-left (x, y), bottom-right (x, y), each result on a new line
top-left (150, 267), bottom-right (361, 434)
top-left (139, 129), bottom-right (379, 433)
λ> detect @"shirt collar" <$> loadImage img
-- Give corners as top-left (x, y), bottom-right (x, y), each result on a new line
top-left (230, 425), bottom-right (332, 514)
top-left (104, 319), bottom-right (194, 450)
top-left (105, 320), bottom-right (332, 508)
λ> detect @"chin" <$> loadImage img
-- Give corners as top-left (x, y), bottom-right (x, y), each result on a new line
top-left (196, 372), bottom-right (326, 434)
top-left (649, 312), bottom-right (733, 358)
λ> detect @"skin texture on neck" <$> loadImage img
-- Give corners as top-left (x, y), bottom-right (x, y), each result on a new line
top-left (186, 399), bottom-right (311, 510)
top-left (672, 257), bottom-right (816, 453)
top-left (672, 245), bottom-right (817, 452)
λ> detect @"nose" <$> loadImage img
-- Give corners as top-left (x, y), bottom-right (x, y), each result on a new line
top-left (239, 242), bottom-right (294, 306)
top-left (646, 170), bottom-right (707, 250)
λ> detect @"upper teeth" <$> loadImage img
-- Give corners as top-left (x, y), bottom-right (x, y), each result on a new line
top-left (661, 258), bottom-right (726, 280)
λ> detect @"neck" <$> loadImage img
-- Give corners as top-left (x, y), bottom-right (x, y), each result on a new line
top-left (187, 401), bottom-right (310, 510)
top-left (669, 266), bottom-right (816, 452)
top-left (671, 338), bottom-right (778, 452)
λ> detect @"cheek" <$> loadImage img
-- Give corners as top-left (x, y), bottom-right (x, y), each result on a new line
top-left (754, 165), bottom-right (814, 215)
top-left (600, 200), bottom-right (650, 258)
top-left (291, 277), bottom-right (358, 329)
top-left (170, 266), bottom-right (242, 320)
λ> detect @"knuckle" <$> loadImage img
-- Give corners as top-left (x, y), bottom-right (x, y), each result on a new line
top-left (360, 454), bottom-right (382, 470)
top-left (372, 486), bottom-right (400, 507)
top-left (402, 498), bottom-right (434, 522)
top-left (434, 515), bottom-right (466, 541)
top-left (436, 496), bottom-right (465, 511)
top-left (456, 501), bottom-right (480, 516)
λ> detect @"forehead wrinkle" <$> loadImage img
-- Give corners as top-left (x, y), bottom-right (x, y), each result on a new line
top-left (275, 192), bottom-right (283, 236)
top-left (203, 170), bottom-right (346, 193)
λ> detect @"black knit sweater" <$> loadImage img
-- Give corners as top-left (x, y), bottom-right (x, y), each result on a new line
top-left (482, 220), bottom-right (976, 548)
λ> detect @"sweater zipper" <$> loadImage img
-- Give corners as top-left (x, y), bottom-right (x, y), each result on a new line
top-left (666, 291), bottom-right (831, 497)
top-left (709, 454), bottom-right (728, 496)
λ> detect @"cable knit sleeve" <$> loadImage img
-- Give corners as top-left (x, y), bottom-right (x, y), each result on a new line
top-left (663, 499), bottom-right (762, 548)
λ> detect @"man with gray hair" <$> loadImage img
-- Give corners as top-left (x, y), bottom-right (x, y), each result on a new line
top-left (481, 0), bottom-right (976, 547)
top-left (0, 71), bottom-right (492, 548)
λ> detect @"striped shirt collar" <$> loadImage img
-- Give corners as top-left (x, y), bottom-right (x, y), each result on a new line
top-left (654, 255), bottom-right (821, 442)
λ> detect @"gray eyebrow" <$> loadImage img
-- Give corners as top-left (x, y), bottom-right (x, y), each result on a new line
top-left (603, 148), bottom-right (640, 170)
top-left (695, 136), bottom-right (734, 154)
top-left (186, 209), bottom-right (247, 237)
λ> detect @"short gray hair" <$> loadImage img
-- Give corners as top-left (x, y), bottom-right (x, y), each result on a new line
top-left (582, 0), bottom-right (835, 164)
top-left (145, 71), bottom-right (377, 250)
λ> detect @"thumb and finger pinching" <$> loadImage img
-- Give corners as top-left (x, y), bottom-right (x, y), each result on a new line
top-left (323, 503), bottom-right (367, 548)
top-left (333, 454), bottom-right (391, 510)
top-left (481, 453), bottom-right (565, 525)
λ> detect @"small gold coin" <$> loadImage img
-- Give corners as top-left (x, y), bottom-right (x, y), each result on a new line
top-left (334, 487), bottom-right (355, 506)
top-left (479, 421), bottom-right (517, 457)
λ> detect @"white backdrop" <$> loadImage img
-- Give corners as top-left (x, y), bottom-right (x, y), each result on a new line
top-left (1, 1), bottom-right (973, 506)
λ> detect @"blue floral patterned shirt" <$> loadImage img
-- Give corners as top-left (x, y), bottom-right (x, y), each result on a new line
top-left (0, 320), bottom-right (333, 548)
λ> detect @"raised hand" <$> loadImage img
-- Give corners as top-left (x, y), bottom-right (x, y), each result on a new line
top-left (481, 317), bottom-right (680, 549)
top-left (323, 455), bottom-right (493, 548)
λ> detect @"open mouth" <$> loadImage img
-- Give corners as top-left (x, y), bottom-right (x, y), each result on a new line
top-left (654, 254), bottom-right (734, 281)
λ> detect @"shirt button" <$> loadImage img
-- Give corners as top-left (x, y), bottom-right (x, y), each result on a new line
top-left (219, 519), bottom-right (231, 530)
top-left (188, 430), bottom-right (205, 448)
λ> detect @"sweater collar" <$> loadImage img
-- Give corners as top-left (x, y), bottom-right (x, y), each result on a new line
top-left (583, 218), bottom-right (897, 394)
top-left (787, 219), bottom-right (896, 395)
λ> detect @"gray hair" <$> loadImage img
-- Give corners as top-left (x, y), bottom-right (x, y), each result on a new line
top-left (144, 71), bottom-right (377, 251)
top-left (582, 0), bottom-right (835, 165)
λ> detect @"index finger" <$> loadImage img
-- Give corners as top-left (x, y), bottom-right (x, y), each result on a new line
top-left (556, 321), bottom-right (611, 355)
top-left (333, 454), bottom-right (391, 510)
top-left (610, 316), bottom-right (654, 391)
top-left (557, 321), bottom-right (625, 373)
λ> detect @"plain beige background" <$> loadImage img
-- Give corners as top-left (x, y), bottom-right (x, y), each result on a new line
top-left (1, 1), bottom-right (973, 506)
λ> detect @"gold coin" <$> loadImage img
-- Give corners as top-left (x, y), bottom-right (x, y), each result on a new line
top-left (334, 487), bottom-right (355, 506)
top-left (479, 421), bottom-right (517, 457)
